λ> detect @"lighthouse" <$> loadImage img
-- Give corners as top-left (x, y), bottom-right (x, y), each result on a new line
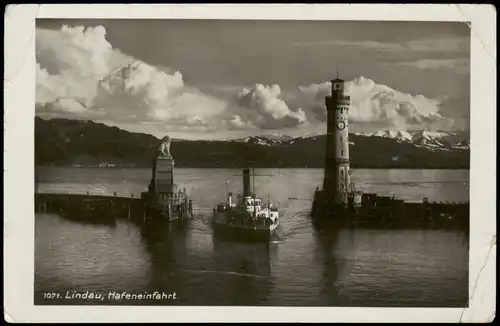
top-left (322, 75), bottom-right (351, 206)
top-left (309, 77), bottom-right (468, 225)
top-left (312, 73), bottom-right (363, 219)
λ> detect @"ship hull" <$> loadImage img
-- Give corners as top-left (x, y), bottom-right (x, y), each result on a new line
top-left (212, 222), bottom-right (276, 242)
top-left (212, 213), bottom-right (278, 243)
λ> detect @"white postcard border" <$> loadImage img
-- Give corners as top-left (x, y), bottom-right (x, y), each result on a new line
top-left (4, 3), bottom-right (496, 323)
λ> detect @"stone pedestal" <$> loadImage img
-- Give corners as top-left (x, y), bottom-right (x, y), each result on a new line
top-left (142, 136), bottom-right (193, 222)
top-left (150, 155), bottom-right (175, 195)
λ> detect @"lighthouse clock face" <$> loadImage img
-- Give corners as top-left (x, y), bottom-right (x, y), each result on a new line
top-left (337, 121), bottom-right (346, 130)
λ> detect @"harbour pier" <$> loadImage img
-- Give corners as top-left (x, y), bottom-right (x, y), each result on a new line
top-left (312, 189), bottom-right (469, 231)
top-left (35, 193), bottom-right (144, 223)
top-left (35, 135), bottom-right (194, 224)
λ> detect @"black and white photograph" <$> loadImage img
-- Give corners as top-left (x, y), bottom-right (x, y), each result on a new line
top-left (4, 4), bottom-right (496, 323)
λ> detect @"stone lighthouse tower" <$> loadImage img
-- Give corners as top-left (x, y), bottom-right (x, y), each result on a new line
top-left (322, 75), bottom-right (351, 206)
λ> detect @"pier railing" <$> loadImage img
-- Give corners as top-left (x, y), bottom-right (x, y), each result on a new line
top-left (34, 192), bottom-right (144, 217)
top-left (35, 190), bottom-right (194, 222)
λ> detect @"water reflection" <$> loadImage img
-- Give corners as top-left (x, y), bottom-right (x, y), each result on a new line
top-left (310, 220), bottom-right (469, 307)
top-left (58, 211), bottom-right (117, 228)
top-left (311, 223), bottom-right (342, 306)
top-left (212, 236), bottom-right (272, 278)
top-left (133, 217), bottom-right (276, 305)
top-left (203, 236), bottom-right (274, 305)
top-left (34, 214), bottom-right (151, 305)
top-left (136, 219), bottom-right (190, 305)
top-left (35, 167), bottom-right (469, 307)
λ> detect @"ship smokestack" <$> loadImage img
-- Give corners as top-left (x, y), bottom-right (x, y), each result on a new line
top-left (243, 168), bottom-right (251, 198)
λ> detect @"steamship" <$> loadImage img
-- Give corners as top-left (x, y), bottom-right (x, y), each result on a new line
top-left (212, 168), bottom-right (280, 242)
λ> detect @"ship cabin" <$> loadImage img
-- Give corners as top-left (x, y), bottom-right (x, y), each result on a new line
top-left (244, 196), bottom-right (261, 214)
top-left (214, 190), bottom-right (279, 228)
top-left (216, 202), bottom-right (228, 213)
top-left (243, 196), bottom-right (278, 214)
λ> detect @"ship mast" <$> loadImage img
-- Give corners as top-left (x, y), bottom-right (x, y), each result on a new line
top-left (252, 167), bottom-right (256, 218)
top-left (252, 167), bottom-right (256, 197)
top-left (225, 180), bottom-right (229, 202)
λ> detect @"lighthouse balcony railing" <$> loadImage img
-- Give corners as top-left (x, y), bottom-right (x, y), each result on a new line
top-left (326, 95), bottom-right (350, 100)
top-left (326, 97), bottom-right (350, 106)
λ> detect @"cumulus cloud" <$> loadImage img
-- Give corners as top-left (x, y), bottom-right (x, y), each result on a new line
top-left (298, 76), bottom-right (455, 131)
top-left (36, 25), bottom-right (227, 133)
top-left (36, 25), bottom-right (462, 137)
top-left (226, 115), bottom-right (256, 130)
top-left (231, 84), bottom-right (308, 129)
top-left (36, 26), bottom-right (131, 105)
top-left (36, 97), bottom-right (97, 116)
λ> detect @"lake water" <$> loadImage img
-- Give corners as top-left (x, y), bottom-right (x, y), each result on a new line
top-left (35, 168), bottom-right (469, 306)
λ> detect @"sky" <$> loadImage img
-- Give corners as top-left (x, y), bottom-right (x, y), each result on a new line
top-left (35, 19), bottom-right (470, 140)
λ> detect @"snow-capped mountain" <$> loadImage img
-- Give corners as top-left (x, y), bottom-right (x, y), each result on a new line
top-left (233, 130), bottom-right (469, 151)
top-left (360, 130), bottom-right (414, 142)
top-left (35, 117), bottom-right (470, 169)
top-left (233, 129), bottom-right (469, 152)
top-left (451, 140), bottom-right (470, 150)
top-left (232, 134), bottom-right (294, 146)
top-left (354, 129), bottom-right (469, 152)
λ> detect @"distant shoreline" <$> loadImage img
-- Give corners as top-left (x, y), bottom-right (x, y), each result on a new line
top-left (35, 165), bottom-right (470, 170)
top-left (35, 118), bottom-right (470, 172)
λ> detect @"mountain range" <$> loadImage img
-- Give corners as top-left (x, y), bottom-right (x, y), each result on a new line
top-left (233, 129), bottom-right (470, 152)
top-left (35, 117), bottom-right (470, 169)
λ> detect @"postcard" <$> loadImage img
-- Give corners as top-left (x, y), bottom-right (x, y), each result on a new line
top-left (3, 3), bottom-right (496, 323)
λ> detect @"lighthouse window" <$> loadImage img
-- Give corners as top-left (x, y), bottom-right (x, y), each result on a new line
top-left (340, 136), bottom-right (343, 141)
top-left (341, 150), bottom-right (344, 156)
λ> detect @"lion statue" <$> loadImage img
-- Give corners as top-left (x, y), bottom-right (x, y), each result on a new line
top-left (158, 135), bottom-right (172, 157)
